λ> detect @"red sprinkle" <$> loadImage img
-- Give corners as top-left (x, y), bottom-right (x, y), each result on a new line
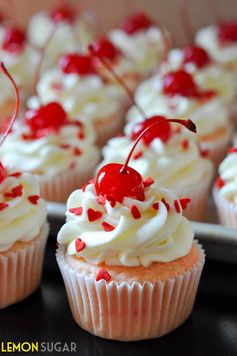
top-left (60, 143), bottom-right (70, 149)
top-left (96, 268), bottom-right (111, 282)
top-left (101, 221), bottom-right (115, 231)
top-left (73, 147), bottom-right (82, 156)
top-left (0, 202), bottom-right (9, 211)
top-left (181, 139), bottom-right (189, 150)
top-left (143, 177), bottom-right (155, 188)
top-left (174, 199), bottom-right (181, 213)
top-left (133, 151), bottom-right (143, 160)
top-left (5, 184), bottom-right (23, 198)
top-left (69, 207), bottom-right (83, 216)
top-left (179, 198), bottom-right (191, 210)
top-left (97, 195), bottom-right (106, 205)
top-left (131, 205), bottom-right (141, 219)
top-left (87, 208), bottom-right (103, 222)
top-left (28, 195), bottom-right (40, 205)
top-left (75, 238), bottom-right (86, 253)
top-left (228, 147), bottom-right (237, 154)
top-left (9, 172), bottom-right (22, 178)
top-left (78, 131), bottom-right (85, 140)
top-left (216, 176), bottom-right (225, 189)
top-left (161, 198), bottom-right (170, 211)
top-left (200, 149), bottom-right (209, 157)
top-left (152, 202), bottom-right (159, 211)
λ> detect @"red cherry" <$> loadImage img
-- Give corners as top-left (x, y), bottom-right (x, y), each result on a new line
top-left (2, 27), bottom-right (26, 54)
top-left (131, 116), bottom-right (172, 145)
top-left (95, 163), bottom-right (145, 203)
top-left (59, 53), bottom-right (95, 75)
top-left (90, 37), bottom-right (120, 61)
top-left (50, 6), bottom-right (74, 24)
top-left (217, 22), bottom-right (237, 44)
top-left (121, 12), bottom-right (153, 35)
top-left (183, 45), bottom-right (210, 69)
top-left (24, 102), bottom-right (68, 135)
top-left (163, 69), bottom-right (198, 97)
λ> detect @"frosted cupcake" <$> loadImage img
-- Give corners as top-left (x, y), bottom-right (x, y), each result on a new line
top-left (213, 147), bottom-right (237, 228)
top-left (28, 4), bottom-right (95, 70)
top-left (0, 101), bottom-right (100, 203)
top-left (109, 12), bottom-right (168, 78)
top-left (36, 53), bottom-right (126, 146)
top-left (98, 116), bottom-right (214, 221)
top-left (56, 118), bottom-right (205, 340)
top-left (0, 25), bottom-right (39, 120)
top-left (127, 69), bottom-right (231, 167)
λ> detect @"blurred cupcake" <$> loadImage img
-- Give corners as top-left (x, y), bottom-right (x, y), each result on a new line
top-left (213, 147), bottom-right (237, 228)
top-left (28, 3), bottom-right (95, 70)
top-left (36, 52), bottom-right (126, 146)
top-left (56, 165), bottom-right (205, 340)
top-left (109, 12), bottom-right (169, 78)
top-left (0, 164), bottom-right (48, 308)
top-left (98, 116), bottom-right (214, 221)
top-left (0, 25), bottom-right (39, 120)
top-left (0, 101), bottom-right (100, 203)
top-left (127, 69), bottom-right (231, 167)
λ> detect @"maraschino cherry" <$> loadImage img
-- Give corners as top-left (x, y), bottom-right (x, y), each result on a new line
top-left (2, 27), bottom-right (26, 54)
top-left (59, 53), bottom-right (95, 75)
top-left (121, 12), bottom-right (153, 35)
top-left (95, 118), bottom-right (196, 203)
top-left (183, 46), bottom-right (211, 69)
top-left (217, 22), bottom-right (237, 44)
top-left (0, 61), bottom-right (20, 183)
top-left (90, 37), bottom-right (120, 61)
top-left (131, 116), bottom-right (172, 145)
top-left (50, 5), bottom-right (75, 24)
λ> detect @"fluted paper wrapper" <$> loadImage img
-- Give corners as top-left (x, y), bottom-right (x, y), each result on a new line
top-left (36, 157), bottom-right (99, 203)
top-left (56, 243), bottom-right (205, 341)
top-left (95, 111), bottom-right (125, 148)
top-left (0, 223), bottom-right (49, 309)
top-left (213, 187), bottom-right (237, 228)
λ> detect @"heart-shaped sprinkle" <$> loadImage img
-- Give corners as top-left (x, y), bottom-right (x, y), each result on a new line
top-left (101, 221), bottom-right (115, 231)
top-left (181, 139), bottom-right (189, 150)
top-left (131, 205), bottom-right (141, 219)
top-left (174, 199), bottom-right (181, 213)
top-left (161, 198), bottom-right (170, 211)
top-left (216, 177), bottom-right (225, 189)
top-left (9, 172), bottom-right (21, 178)
top-left (5, 184), bottom-right (23, 198)
top-left (69, 207), bottom-right (83, 216)
top-left (28, 195), bottom-right (40, 205)
top-left (0, 202), bottom-right (9, 211)
top-left (143, 177), bottom-right (155, 188)
top-left (96, 268), bottom-right (111, 282)
top-left (152, 202), bottom-right (159, 211)
top-left (179, 198), bottom-right (191, 210)
top-left (75, 238), bottom-right (86, 253)
top-left (87, 208), bottom-right (103, 222)
top-left (133, 151), bottom-right (143, 160)
top-left (73, 147), bottom-right (82, 156)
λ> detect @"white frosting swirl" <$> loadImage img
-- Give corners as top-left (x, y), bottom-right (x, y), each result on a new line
top-left (195, 26), bottom-right (237, 71)
top-left (0, 26), bottom-right (39, 102)
top-left (37, 69), bottom-right (125, 122)
top-left (0, 170), bottom-right (47, 251)
top-left (159, 48), bottom-right (237, 104)
top-left (126, 74), bottom-right (229, 137)
top-left (0, 122), bottom-right (99, 176)
top-left (57, 182), bottom-right (194, 267)
top-left (217, 150), bottom-right (237, 202)
top-left (109, 26), bottom-right (166, 76)
top-left (98, 129), bottom-right (213, 191)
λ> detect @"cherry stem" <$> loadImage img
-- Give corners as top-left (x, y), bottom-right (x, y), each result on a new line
top-left (34, 25), bottom-right (58, 96)
top-left (0, 62), bottom-right (20, 146)
top-left (154, 19), bottom-right (171, 61)
top-left (180, 0), bottom-right (193, 44)
top-left (120, 118), bottom-right (196, 174)
top-left (89, 44), bottom-right (147, 120)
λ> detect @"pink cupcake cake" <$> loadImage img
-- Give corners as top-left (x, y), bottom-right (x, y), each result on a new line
top-left (98, 115), bottom-right (214, 221)
top-left (127, 68), bottom-right (231, 167)
top-left (56, 118), bottom-right (205, 340)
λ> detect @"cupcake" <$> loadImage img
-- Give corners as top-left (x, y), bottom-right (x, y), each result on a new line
top-left (28, 3), bottom-right (95, 70)
top-left (56, 118), bottom-right (205, 341)
top-left (98, 116), bottom-right (214, 221)
top-left (0, 25), bottom-right (39, 120)
top-left (126, 69), bottom-right (231, 167)
top-left (213, 147), bottom-right (237, 228)
top-left (0, 101), bottom-right (100, 203)
top-left (36, 52), bottom-right (127, 146)
top-left (109, 12), bottom-right (169, 78)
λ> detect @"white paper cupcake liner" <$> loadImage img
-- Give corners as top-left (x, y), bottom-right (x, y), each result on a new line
top-left (213, 187), bottom-right (237, 229)
top-left (56, 242), bottom-right (205, 341)
top-left (200, 128), bottom-right (231, 169)
top-left (36, 157), bottom-right (99, 203)
top-left (0, 222), bottom-right (49, 309)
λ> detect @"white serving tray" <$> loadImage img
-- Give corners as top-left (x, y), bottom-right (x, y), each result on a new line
top-left (46, 201), bottom-right (237, 264)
